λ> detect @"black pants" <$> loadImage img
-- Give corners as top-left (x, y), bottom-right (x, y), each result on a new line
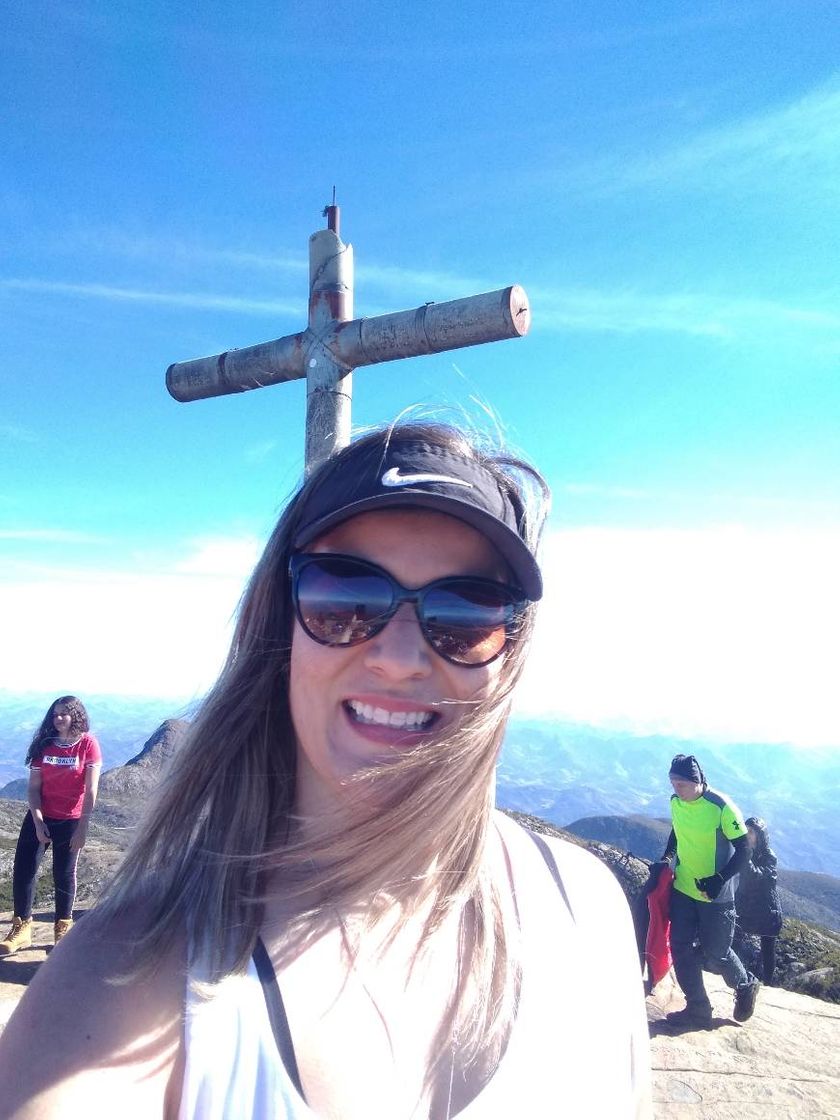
top-left (759, 936), bottom-right (777, 985)
top-left (670, 888), bottom-right (753, 1011)
top-left (752, 931), bottom-right (779, 985)
top-left (733, 927), bottom-right (778, 984)
top-left (12, 811), bottom-right (80, 921)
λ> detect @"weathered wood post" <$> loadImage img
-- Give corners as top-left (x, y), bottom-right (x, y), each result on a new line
top-left (305, 200), bottom-right (353, 469)
top-left (166, 204), bottom-right (530, 473)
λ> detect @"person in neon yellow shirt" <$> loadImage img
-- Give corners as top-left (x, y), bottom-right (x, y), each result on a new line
top-left (660, 754), bottom-right (760, 1028)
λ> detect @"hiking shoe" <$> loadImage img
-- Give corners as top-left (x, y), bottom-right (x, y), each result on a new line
top-left (54, 918), bottom-right (74, 945)
top-left (733, 979), bottom-right (760, 1022)
top-left (0, 917), bottom-right (33, 956)
top-left (665, 1003), bottom-right (713, 1029)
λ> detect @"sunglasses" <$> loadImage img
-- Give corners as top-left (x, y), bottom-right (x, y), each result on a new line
top-left (289, 553), bottom-right (527, 667)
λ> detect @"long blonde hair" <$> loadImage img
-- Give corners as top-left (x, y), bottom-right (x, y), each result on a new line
top-left (97, 420), bottom-right (549, 1071)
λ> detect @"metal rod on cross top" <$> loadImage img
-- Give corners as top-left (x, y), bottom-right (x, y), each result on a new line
top-left (165, 203), bottom-right (531, 473)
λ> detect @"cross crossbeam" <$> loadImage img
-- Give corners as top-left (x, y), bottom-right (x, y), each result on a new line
top-left (165, 206), bottom-right (530, 472)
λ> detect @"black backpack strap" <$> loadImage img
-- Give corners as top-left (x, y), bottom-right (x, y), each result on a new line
top-left (527, 829), bottom-right (575, 922)
top-left (252, 937), bottom-right (305, 1099)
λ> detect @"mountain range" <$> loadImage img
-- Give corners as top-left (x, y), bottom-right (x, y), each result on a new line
top-left (1, 718), bottom-right (837, 1009)
top-left (0, 693), bottom-right (836, 877)
top-left (496, 719), bottom-right (839, 877)
top-left (0, 691), bottom-right (195, 788)
top-left (563, 813), bottom-right (840, 934)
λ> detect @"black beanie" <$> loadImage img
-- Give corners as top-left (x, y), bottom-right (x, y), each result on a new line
top-left (669, 754), bottom-right (705, 784)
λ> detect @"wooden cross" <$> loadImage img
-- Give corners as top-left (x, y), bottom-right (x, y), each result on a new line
top-left (166, 203), bottom-right (531, 473)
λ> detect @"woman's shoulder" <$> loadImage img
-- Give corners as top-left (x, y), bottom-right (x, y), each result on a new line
top-left (0, 904), bottom-right (185, 1117)
top-left (492, 811), bottom-right (628, 915)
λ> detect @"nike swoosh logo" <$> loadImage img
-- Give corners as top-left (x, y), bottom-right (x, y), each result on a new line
top-left (381, 467), bottom-right (473, 489)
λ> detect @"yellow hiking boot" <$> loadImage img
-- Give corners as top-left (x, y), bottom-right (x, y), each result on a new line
top-left (0, 916), bottom-right (33, 955)
top-left (53, 918), bottom-right (74, 945)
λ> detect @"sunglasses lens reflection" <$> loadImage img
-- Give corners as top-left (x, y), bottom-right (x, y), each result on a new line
top-left (422, 583), bottom-right (510, 665)
top-left (297, 557), bottom-right (394, 646)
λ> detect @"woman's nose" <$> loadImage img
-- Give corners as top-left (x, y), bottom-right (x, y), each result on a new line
top-left (362, 604), bottom-right (432, 679)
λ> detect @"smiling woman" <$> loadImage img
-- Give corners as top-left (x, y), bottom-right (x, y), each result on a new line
top-left (0, 421), bottom-right (651, 1119)
top-left (288, 508), bottom-right (518, 816)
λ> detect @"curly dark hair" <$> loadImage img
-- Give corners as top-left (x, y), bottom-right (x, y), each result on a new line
top-left (25, 695), bottom-right (90, 765)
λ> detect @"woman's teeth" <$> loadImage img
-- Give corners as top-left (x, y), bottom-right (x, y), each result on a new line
top-left (346, 700), bottom-right (433, 729)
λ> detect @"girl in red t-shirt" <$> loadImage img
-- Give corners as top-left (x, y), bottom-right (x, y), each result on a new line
top-left (0, 695), bottom-right (102, 955)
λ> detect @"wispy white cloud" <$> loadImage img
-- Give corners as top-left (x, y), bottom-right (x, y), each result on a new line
top-left (244, 439), bottom-right (279, 464)
top-left (559, 482), bottom-right (840, 519)
top-left (534, 285), bottom-right (840, 339)
top-left (561, 483), bottom-right (652, 501)
top-left (2, 525), bottom-right (838, 742)
top-left (516, 525), bottom-right (840, 747)
top-left (172, 536), bottom-right (262, 577)
top-left (52, 228), bottom-right (309, 275)
top-left (582, 75), bottom-right (840, 195)
top-left (160, 7), bottom-right (758, 67)
top-left (45, 228), bottom-right (483, 304)
top-left (0, 534), bottom-right (262, 698)
top-left (5, 272), bottom-right (839, 343)
top-left (0, 528), bottom-right (101, 543)
top-left (39, 225), bottom-right (469, 302)
top-left (0, 278), bottom-right (301, 318)
top-left (350, 280), bottom-right (840, 342)
top-left (8, 220), bottom-right (840, 343)
top-left (0, 568), bottom-right (238, 699)
top-left (355, 262), bottom-right (488, 302)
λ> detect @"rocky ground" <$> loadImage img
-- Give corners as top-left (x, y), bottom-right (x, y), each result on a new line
top-left (648, 969), bottom-right (840, 1118)
top-left (0, 911), bottom-right (63, 1032)
top-left (0, 801), bottom-right (131, 912)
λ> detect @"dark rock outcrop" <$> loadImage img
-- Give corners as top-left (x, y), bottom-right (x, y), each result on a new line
top-left (566, 812), bottom-right (672, 862)
top-left (97, 719), bottom-right (189, 805)
top-left (1, 720), bottom-right (192, 810)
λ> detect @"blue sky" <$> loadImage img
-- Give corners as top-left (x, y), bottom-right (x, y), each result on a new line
top-left (2, 2), bottom-right (839, 745)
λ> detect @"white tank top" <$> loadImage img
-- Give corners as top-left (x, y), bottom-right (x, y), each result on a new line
top-left (179, 819), bottom-right (650, 1118)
